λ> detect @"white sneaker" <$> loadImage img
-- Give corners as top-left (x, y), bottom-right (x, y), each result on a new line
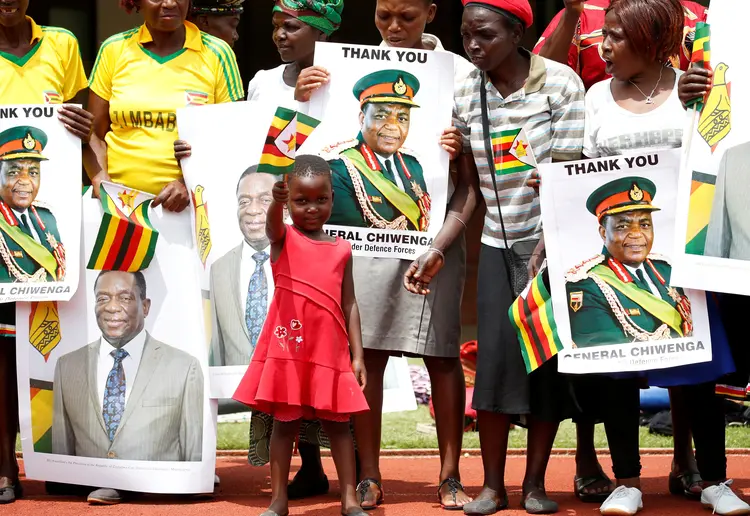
top-left (701, 480), bottom-right (750, 515)
top-left (600, 485), bottom-right (643, 516)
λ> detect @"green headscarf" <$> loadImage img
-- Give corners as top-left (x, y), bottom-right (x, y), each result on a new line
top-left (272, 0), bottom-right (344, 36)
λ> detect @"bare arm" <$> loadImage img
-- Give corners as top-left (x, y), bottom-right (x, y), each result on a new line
top-left (342, 255), bottom-right (366, 389)
top-left (267, 180), bottom-right (288, 260)
top-left (404, 153), bottom-right (480, 295)
top-left (85, 91), bottom-right (112, 196)
top-left (536, 1), bottom-right (583, 65)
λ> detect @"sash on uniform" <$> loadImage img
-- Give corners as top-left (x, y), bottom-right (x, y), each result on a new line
top-left (592, 264), bottom-right (684, 337)
top-left (0, 217), bottom-right (58, 278)
top-left (342, 148), bottom-right (422, 229)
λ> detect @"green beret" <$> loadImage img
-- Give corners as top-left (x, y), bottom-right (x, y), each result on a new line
top-left (586, 176), bottom-right (659, 220)
top-left (0, 126), bottom-right (48, 162)
top-left (352, 70), bottom-right (420, 108)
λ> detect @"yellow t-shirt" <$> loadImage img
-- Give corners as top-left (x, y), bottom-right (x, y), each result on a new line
top-left (0, 17), bottom-right (87, 104)
top-left (89, 21), bottom-right (243, 195)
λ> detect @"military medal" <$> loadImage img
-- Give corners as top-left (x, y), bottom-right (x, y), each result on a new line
top-left (45, 232), bottom-right (58, 248)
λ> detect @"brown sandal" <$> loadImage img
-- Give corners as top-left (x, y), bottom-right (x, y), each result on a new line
top-left (357, 478), bottom-right (384, 510)
top-left (438, 477), bottom-right (467, 511)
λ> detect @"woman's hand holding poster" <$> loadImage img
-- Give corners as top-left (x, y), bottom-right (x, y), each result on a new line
top-left (540, 149), bottom-right (712, 374)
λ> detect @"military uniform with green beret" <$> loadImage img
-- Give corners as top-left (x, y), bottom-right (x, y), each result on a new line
top-left (0, 126), bottom-right (65, 283)
top-left (323, 70), bottom-right (432, 232)
top-left (565, 176), bottom-right (692, 347)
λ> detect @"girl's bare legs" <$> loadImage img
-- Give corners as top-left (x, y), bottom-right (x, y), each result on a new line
top-left (321, 419), bottom-right (361, 514)
top-left (267, 419), bottom-right (301, 516)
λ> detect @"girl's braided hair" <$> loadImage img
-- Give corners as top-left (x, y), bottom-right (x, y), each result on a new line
top-left (119, 0), bottom-right (139, 14)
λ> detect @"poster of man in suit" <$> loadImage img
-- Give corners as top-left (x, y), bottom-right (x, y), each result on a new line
top-left (0, 107), bottom-right (82, 302)
top-left (51, 270), bottom-right (203, 462)
top-left (301, 42), bottom-right (455, 260)
top-left (15, 186), bottom-right (213, 494)
top-left (540, 149), bottom-right (712, 374)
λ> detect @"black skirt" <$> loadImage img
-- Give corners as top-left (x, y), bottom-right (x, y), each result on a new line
top-left (472, 244), bottom-right (574, 423)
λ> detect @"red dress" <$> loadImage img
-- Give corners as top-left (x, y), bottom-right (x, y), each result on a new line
top-left (233, 225), bottom-right (369, 422)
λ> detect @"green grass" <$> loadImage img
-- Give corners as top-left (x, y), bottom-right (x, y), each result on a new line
top-left (211, 405), bottom-right (750, 450)
top-left (18, 406), bottom-right (750, 453)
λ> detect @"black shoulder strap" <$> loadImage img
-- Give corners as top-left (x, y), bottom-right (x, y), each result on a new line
top-left (479, 72), bottom-right (510, 249)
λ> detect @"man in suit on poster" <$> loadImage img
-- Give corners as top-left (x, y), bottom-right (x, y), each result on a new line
top-left (51, 270), bottom-right (204, 471)
top-left (209, 165), bottom-right (279, 367)
top-left (704, 141), bottom-right (750, 261)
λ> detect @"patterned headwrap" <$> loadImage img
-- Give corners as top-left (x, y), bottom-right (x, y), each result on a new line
top-left (272, 0), bottom-right (344, 36)
top-left (193, 0), bottom-right (245, 15)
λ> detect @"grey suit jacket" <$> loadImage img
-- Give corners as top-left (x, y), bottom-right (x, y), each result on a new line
top-left (705, 141), bottom-right (750, 261)
top-left (209, 244), bottom-right (253, 367)
top-left (51, 333), bottom-right (204, 462)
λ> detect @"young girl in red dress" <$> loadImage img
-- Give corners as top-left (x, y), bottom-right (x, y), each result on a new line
top-left (233, 155), bottom-right (369, 516)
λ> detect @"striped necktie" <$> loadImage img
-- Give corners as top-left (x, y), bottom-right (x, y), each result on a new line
top-left (245, 251), bottom-right (269, 350)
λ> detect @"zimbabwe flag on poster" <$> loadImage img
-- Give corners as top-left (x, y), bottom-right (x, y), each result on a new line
top-left (87, 182), bottom-right (159, 271)
top-left (685, 171), bottom-right (717, 255)
top-left (258, 107), bottom-right (321, 174)
top-left (509, 267), bottom-right (563, 374)
top-left (490, 127), bottom-right (537, 175)
top-left (687, 22), bottom-right (711, 110)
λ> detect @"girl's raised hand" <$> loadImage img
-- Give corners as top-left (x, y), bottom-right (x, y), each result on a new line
top-left (352, 358), bottom-right (367, 390)
top-left (294, 66), bottom-right (330, 103)
top-left (440, 127), bottom-right (463, 161)
top-left (272, 180), bottom-right (289, 204)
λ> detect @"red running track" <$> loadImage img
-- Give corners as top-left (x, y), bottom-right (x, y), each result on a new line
top-left (4, 454), bottom-right (750, 515)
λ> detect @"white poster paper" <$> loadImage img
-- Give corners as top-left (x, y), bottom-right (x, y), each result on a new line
top-left (16, 186), bottom-right (214, 494)
top-left (672, 0), bottom-right (750, 295)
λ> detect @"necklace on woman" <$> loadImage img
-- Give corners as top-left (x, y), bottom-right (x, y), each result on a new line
top-left (629, 66), bottom-right (664, 104)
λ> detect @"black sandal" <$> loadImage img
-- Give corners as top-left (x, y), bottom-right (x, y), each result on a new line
top-left (669, 471), bottom-right (703, 500)
top-left (357, 478), bottom-right (384, 510)
top-left (573, 470), bottom-right (614, 503)
top-left (438, 477), bottom-right (467, 511)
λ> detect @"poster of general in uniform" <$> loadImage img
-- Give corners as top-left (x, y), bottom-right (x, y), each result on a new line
top-left (301, 42), bottom-right (454, 260)
top-left (15, 185), bottom-right (213, 494)
top-left (541, 150), bottom-right (712, 374)
top-left (0, 106), bottom-right (81, 302)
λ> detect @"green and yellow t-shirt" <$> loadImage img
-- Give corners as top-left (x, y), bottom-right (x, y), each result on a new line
top-left (0, 17), bottom-right (87, 103)
top-left (89, 21), bottom-right (243, 195)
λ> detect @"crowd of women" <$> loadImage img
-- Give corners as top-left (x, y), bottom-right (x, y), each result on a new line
top-left (1, 0), bottom-right (748, 515)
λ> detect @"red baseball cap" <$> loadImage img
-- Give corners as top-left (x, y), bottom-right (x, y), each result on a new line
top-left (462, 0), bottom-right (534, 29)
